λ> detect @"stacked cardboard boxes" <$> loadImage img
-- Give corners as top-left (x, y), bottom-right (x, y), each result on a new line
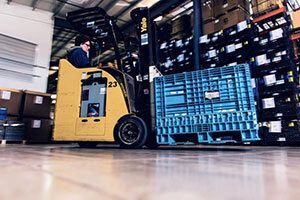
top-left (171, 15), bottom-right (192, 39)
top-left (291, 9), bottom-right (300, 30)
top-left (22, 91), bottom-right (53, 143)
top-left (0, 88), bottom-right (53, 142)
top-left (0, 88), bottom-right (23, 119)
top-left (0, 88), bottom-right (25, 141)
top-left (252, 0), bottom-right (283, 17)
top-left (202, 0), bottom-right (251, 34)
top-left (202, 0), bottom-right (216, 34)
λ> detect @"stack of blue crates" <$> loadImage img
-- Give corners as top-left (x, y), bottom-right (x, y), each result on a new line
top-left (4, 121), bottom-right (26, 141)
top-left (0, 107), bottom-right (26, 141)
top-left (0, 108), bottom-right (7, 121)
top-left (0, 108), bottom-right (7, 140)
top-left (154, 64), bottom-right (260, 145)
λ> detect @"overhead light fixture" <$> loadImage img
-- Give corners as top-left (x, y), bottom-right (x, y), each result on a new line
top-left (154, 16), bottom-right (163, 22)
top-left (116, 2), bottom-right (130, 6)
top-left (184, 2), bottom-right (193, 9)
top-left (69, 0), bottom-right (89, 5)
top-left (171, 7), bottom-right (186, 17)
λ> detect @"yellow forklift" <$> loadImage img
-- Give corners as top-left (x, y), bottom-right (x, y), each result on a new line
top-left (53, 7), bottom-right (159, 148)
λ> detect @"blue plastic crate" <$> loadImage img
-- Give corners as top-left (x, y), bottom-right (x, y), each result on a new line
top-left (4, 122), bottom-right (26, 141)
top-left (154, 64), bottom-right (260, 145)
top-left (0, 108), bottom-right (7, 121)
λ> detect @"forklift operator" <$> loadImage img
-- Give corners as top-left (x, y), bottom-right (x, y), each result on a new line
top-left (67, 35), bottom-right (91, 68)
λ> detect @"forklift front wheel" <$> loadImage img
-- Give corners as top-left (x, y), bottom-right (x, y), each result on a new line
top-left (114, 115), bottom-right (148, 148)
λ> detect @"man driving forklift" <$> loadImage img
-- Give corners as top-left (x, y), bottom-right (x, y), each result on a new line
top-left (67, 35), bottom-right (92, 68)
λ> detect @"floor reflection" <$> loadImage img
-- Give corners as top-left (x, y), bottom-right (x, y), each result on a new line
top-left (0, 145), bottom-right (300, 200)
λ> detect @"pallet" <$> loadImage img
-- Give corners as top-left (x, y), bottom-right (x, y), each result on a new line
top-left (157, 130), bottom-right (260, 145)
top-left (0, 140), bottom-right (26, 145)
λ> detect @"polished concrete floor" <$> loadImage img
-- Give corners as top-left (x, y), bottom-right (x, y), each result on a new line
top-left (0, 144), bottom-right (300, 200)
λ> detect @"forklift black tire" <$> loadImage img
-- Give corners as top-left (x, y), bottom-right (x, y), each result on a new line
top-left (78, 142), bottom-right (98, 148)
top-left (114, 115), bottom-right (148, 149)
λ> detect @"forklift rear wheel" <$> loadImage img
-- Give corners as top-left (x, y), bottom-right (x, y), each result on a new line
top-left (114, 115), bottom-right (147, 148)
top-left (78, 142), bottom-right (98, 148)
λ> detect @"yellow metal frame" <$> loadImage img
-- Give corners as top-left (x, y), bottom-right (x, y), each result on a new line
top-left (53, 59), bottom-right (130, 142)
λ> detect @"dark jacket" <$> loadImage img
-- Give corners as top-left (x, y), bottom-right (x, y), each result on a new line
top-left (67, 46), bottom-right (91, 68)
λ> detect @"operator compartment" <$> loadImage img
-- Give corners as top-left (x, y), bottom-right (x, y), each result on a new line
top-left (76, 71), bottom-right (107, 136)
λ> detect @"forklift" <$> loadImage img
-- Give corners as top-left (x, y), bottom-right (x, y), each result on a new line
top-left (53, 7), bottom-right (160, 148)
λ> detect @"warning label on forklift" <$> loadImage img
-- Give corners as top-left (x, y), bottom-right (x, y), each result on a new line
top-left (141, 34), bottom-right (149, 45)
top-left (205, 91), bottom-right (220, 100)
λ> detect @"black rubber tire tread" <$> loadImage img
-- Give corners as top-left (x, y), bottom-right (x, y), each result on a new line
top-left (114, 115), bottom-right (148, 149)
top-left (78, 142), bottom-right (98, 148)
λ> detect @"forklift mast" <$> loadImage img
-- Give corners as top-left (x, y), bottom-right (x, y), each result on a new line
top-left (131, 7), bottom-right (161, 146)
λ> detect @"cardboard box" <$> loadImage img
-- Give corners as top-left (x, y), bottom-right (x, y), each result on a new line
top-left (202, 3), bottom-right (215, 22)
top-left (252, 0), bottom-right (283, 15)
top-left (22, 90), bottom-right (52, 119)
top-left (204, 21), bottom-right (216, 35)
top-left (0, 88), bottom-right (23, 116)
top-left (213, 0), bottom-right (227, 17)
top-left (291, 10), bottom-right (300, 29)
top-left (215, 7), bottom-right (250, 31)
top-left (24, 118), bottom-right (53, 143)
top-left (214, 0), bottom-right (250, 17)
top-left (227, 0), bottom-right (250, 11)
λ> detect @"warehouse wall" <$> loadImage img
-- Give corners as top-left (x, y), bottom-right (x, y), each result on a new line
top-left (0, 0), bottom-right (53, 92)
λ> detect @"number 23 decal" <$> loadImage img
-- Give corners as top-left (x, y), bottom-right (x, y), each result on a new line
top-left (108, 81), bottom-right (118, 88)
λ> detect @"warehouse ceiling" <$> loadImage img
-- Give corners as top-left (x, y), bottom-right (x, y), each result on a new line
top-left (8, 0), bottom-right (159, 64)
top-left (9, 0), bottom-right (300, 70)
top-left (7, 0), bottom-right (192, 70)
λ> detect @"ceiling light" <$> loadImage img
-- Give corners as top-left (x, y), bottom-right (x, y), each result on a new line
top-left (116, 2), bottom-right (130, 6)
top-left (171, 7), bottom-right (186, 17)
top-left (184, 2), bottom-right (193, 9)
top-left (69, 0), bottom-right (90, 5)
top-left (154, 16), bottom-right (163, 22)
